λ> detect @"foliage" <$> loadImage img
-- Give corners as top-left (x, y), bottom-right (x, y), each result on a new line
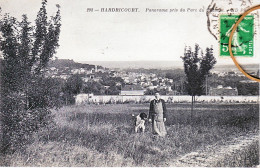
top-left (27, 77), bottom-right (64, 109)
top-left (83, 81), bottom-right (104, 95)
top-left (144, 88), bottom-right (167, 95)
top-left (100, 76), bottom-right (124, 87)
top-left (0, 0), bottom-right (61, 153)
top-left (181, 44), bottom-right (216, 96)
top-left (237, 82), bottom-right (259, 95)
top-left (48, 58), bottom-right (104, 70)
top-left (106, 85), bottom-right (121, 95)
top-left (181, 44), bottom-right (216, 113)
top-left (64, 74), bottom-right (83, 95)
top-left (165, 69), bottom-right (185, 80)
top-left (81, 76), bottom-right (124, 95)
top-left (144, 88), bottom-right (156, 95)
top-left (1, 92), bottom-right (54, 153)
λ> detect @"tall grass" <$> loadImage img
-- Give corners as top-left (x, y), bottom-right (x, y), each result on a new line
top-left (214, 140), bottom-right (259, 167)
top-left (2, 103), bottom-right (259, 166)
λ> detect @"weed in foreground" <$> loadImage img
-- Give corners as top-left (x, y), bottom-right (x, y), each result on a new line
top-left (2, 103), bottom-right (259, 166)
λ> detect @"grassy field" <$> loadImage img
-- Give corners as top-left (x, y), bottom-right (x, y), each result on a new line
top-left (2, 103), bottom-right (259, 167)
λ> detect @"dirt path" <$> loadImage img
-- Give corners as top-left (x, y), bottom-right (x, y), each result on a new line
top-left (170, 133), bottom-right (259, 167)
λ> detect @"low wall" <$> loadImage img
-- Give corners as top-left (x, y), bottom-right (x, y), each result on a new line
top-left (81, 95), bottom-right (259, 104)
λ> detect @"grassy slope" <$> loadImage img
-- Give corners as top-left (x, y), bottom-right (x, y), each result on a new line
top-left (3, 103), bottom-right (259, 167)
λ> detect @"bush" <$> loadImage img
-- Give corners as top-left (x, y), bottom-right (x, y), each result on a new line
top-left (0, 76), bottom-right (62, 154)
top-left (1, 92), bottom-right (55, 154)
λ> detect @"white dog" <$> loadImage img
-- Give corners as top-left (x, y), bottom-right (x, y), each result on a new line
top-left (132, 113), bottom-right (147, 133)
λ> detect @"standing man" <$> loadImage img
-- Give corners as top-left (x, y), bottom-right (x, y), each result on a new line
top-left (148, 92), bottom-right (167, 137)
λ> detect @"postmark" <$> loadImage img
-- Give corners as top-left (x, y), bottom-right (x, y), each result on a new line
top-left (206, 0), bottom-right (259, 41)
top-left (220, 15), bottom-right (254, 57)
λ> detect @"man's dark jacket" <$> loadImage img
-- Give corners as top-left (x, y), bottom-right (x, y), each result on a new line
top-left (148, 99), bottom-right (167, 120)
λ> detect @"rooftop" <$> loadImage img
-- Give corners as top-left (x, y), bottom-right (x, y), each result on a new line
top-left (121, 85), bottom-right (144, 91)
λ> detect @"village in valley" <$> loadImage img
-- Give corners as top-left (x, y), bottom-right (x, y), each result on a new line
top-left (44, 58), bottom-right (259, 97)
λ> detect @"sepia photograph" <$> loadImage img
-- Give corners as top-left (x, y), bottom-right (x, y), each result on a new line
top-left (0, 0), bottom-right (259, 167)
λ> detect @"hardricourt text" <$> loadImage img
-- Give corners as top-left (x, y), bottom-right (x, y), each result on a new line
top-left (100, 8), bottom-right (139, 12)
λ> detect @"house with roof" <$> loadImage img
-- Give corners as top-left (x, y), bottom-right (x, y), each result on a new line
top-left (120, 85), bottom-right (145, 95)
top-left (209, 85), bottom-right (238, 96)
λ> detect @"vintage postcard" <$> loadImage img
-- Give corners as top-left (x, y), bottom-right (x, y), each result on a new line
top-left (0, 0), bottom-right (259, 167)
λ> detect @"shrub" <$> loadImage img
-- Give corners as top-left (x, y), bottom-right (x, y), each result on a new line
top-left (1, 92), bottom-right (55, 154)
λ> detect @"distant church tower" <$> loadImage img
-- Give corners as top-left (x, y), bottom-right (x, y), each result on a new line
top-left (95, 65), bottom-right (97, 72)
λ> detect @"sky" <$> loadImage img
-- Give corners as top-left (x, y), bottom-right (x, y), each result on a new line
top-left (0, 0), bottom-right (260, 66)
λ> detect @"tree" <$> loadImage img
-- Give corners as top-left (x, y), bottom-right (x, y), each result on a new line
top-left (82, 81), bottom-right (103, 95)
top-left (145, 88), bottom-right (155, 95)
top-left (1, 1), bottom-right (61, 92)
top-left (64, 74), bottom-right (83, 95)
top-left (62, 74), bottom-right (84, 105)
top-left (107, 85), bottom-right (120, 95)
top-left (181, 44), bottom-right (216, 116)
top-left (0, 0), bottom-right (61, 153)
top-left (237, 82), bottom-right (259, 95)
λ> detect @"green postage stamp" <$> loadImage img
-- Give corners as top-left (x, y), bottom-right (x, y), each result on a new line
top-left (220, 15), bottom-right (254, 57)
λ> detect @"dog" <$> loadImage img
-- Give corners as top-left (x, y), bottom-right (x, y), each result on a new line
top-left (132, 113), bottom-right (148, 133)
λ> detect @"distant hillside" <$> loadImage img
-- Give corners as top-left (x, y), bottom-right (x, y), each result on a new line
top-left (48, 59), bottom-right (106, 70)
top-left (0, 58), bottom-right (107, 71)
top-left (81, 60), bottom-right (259, 72)
top-left (214, 64), bottom-right (259, 73)
top-left (81, 61), bottom-right (183, 69)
